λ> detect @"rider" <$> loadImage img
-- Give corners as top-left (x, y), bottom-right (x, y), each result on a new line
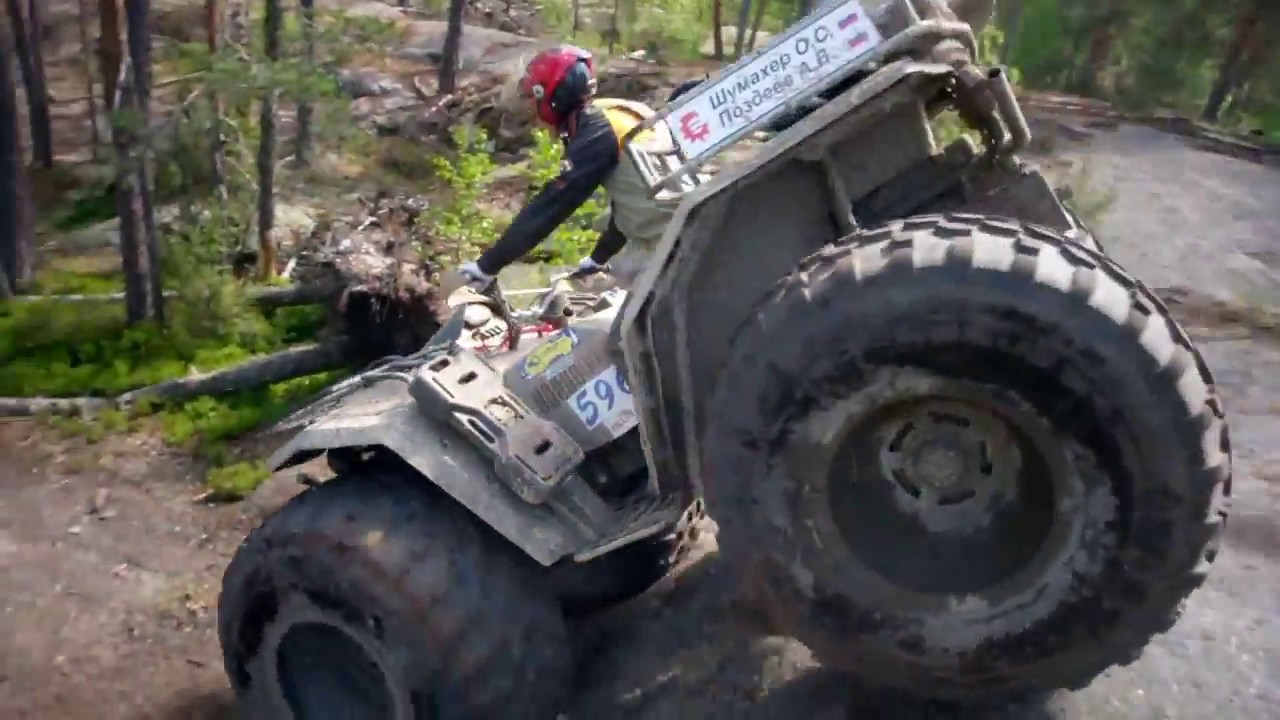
top-left (458, 45), bottom-right (686, 291)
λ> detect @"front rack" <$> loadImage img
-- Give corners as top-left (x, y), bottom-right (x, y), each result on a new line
top-left (623, 0), bottom-right (982, 195)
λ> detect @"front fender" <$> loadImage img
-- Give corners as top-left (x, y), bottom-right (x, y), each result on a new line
top-left (268, 380), bottom-right (581, 566)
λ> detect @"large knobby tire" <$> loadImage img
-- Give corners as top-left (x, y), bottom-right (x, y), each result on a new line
top-left (218, 470), bottom-right (571, 719)
top-left (705, 214), bottom-right (1231, 699)
top-left (1062, 204), bottom-right (1105, 253)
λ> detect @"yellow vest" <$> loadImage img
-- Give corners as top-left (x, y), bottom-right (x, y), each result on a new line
top-left (593, 98), bottom-right (662, 148)
top-left (588, 98), bottom-right (683, 250)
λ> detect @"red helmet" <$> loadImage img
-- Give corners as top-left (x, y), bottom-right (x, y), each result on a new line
top-left (520, 45), bottom-right (596, 127)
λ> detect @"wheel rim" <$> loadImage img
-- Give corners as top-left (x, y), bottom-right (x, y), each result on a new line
top-left (825, 387), bottom-right (1069, 604)
top-left (276, 621), bottom-right (398, 719)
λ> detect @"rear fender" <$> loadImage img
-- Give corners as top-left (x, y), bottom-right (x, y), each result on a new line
top-left (268, 381), bottom-right (580, 566)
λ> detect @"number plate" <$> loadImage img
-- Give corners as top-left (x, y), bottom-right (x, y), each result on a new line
top-left (569, 365), bottom-right (638, 438)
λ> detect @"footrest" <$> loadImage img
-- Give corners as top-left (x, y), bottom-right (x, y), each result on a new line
top-left (573, 494), bottom-right (686, 562)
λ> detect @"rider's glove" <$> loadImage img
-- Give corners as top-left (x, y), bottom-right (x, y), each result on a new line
top-left (459, 260), bottom-right (495, 291)
top-left (576, 256), bottom-right (605, 275)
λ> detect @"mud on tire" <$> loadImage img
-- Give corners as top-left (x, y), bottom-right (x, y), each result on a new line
top-left (218, 470), bottom-right (571, 719)
top-left (705, 214), bottom-right (1231, 698)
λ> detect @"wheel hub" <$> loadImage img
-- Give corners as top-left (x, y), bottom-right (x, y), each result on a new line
top-left (878, 402), bottom-right (1021, 522)
top-left (825, 387), bottom-right (1060, 599)
top-left (910, 442), bottom-right (966, 491)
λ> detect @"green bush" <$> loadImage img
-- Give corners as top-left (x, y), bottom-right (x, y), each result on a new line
top-left (425, 126), bottom-right (500, 266)
top-left (0, 243), bottom-right (327, 398)
top-left (204, 461), bottom-right (272, 501)
top-left (156, 370), bottom-right (341, 448)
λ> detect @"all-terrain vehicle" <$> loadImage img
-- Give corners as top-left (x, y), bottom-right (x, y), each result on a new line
top-left (218, 1), bottom-right (1233, 717)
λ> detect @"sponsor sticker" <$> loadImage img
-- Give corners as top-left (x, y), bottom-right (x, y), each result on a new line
top-left (521, 328), bottom-right (580, 379)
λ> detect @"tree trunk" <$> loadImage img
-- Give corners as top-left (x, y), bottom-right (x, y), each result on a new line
top-left (123, 0), bottom-right (162, 322)
top-left (5, 0), bottom-right (53, 167)
top-left (732, 0), bottom-right (752, 59)
top-left (998, 0), bottom-right (1024, 66)
top-left (206, 0), bottom-right (225, 192)
top-left (747, 0), bottom-right (768, 52)
top-left (294, 0), bottom-right (315, 167)
top-left (226, 0), bottom-right (249, 118)
top-left (608, 0), bottom-right (619, 54)
top-left (1202, 0), bottom-right (1265, 123)
top-left (572, 0), bottom-right (580, 36)
top-left (98, 0), bottom-right (123, 113)
top-left (1073, 2), bottom-right (1125, 96)
top-left (439, 0), bottom-right (465, 94)
top-left (0, 17), bottom-right (34, 294)
top-left (115, 340), bottom-right (351, 406)
top-left (257, 0), bottom-right (282, 280)
top-left (113, 80), bottom-right (153, 324)
top-left (25, 0), bottom-right (52, 166)
top-left (712, 0), bottom-right (724, 60)
top-left (227, 0), bottom-right (247, 46)
top-left (74, 0), bottom-right (101, 159)
top-left (796, 0), bottom-right (814, 22)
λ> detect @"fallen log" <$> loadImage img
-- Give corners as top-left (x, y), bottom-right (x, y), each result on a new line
top-left (251, 280), bottom-right (344, 309)
top-left (4, 194), bottom-right (444, 419)
top-left (0, 339), bottom-right (352, 418)
top-left (0, 396), bottom-right (112, 417)
top-left (119, 340), bottom-right (352, 406)
top-left (5, 281), bottom-right (342, 308)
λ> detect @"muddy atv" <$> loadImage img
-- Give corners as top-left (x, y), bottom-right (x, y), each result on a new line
top-left (217, 269), bottom-right (698, 718)
top-left (218, 0), bottom-right (1232, 717)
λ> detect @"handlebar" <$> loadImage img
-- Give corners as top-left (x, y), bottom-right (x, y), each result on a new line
top-left (436, 265), bottom-right (612, 351)
top-left (514, 265), bottom-right (611, 322)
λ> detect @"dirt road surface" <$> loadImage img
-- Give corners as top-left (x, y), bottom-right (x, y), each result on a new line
top-left (3, 122), bottom-right (1279, 718)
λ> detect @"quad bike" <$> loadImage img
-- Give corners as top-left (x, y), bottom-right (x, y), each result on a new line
top-left (218, 1), bottom-right (1232, 717)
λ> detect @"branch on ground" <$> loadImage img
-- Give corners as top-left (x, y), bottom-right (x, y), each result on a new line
top-left (0, 339), bottom-right (351, 418)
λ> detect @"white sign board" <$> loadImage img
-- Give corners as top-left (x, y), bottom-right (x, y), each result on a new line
top-left (669, 0), bottom-right (884, 161)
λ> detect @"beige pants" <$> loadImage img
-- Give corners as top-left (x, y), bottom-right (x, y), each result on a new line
top-left (608, 242), bottom-right (653, 291)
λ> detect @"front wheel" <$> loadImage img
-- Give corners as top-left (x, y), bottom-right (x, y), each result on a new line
top-left (218, 470), bottom-right (572, 719)
top-left (704, 214), bottom-right (1231, 699)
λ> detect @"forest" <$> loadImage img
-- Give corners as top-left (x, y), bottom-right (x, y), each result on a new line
top-left (0, 0), bottom-right (1277, 499)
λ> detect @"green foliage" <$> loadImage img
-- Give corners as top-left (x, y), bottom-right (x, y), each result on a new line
top-left (419, 125), bottom-right (610, 269)
top-left (47, 185), bottom-right (117, 232)
top-left (538, 0), bottom-right (789, 61)
top-left (425, 127), bottom-right (500, 265)
top-left (156, 370), bottom-right (341, 448)
top-left (204, 461), bottom-right (271, 501)
top-left (1003, 0), bottom-right (1279, 136)
top-left (0, 253), bottom-right (325, 398)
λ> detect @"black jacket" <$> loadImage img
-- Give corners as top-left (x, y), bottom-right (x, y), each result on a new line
top-left (476, 105), bottom-right (626, 275)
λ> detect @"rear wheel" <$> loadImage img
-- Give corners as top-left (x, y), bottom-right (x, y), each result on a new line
top-left (704, 214), bottom-right (1231, 698)
top-left (218, 470), bottom-right (571, 719)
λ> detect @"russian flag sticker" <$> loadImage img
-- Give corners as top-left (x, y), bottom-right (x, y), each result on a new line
top-left (837, 13), bottom-right (860, 30)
